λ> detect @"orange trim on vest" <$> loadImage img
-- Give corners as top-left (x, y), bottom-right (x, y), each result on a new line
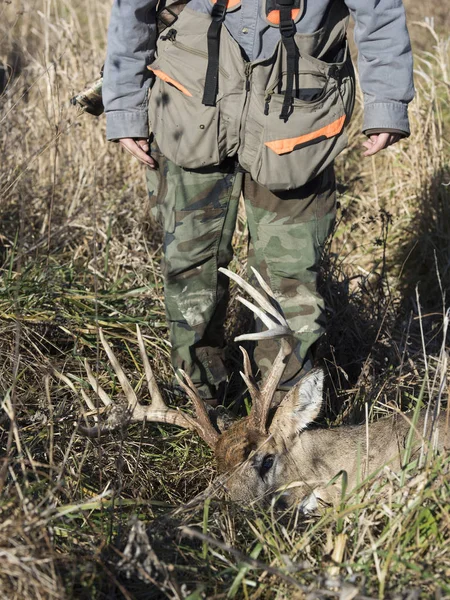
top-left (210, 0), bottom-right (241, 7)
top-left (266, 9), bottom-right (301, 25)
top-left (148, 68), bottom-right (193, 97)
top-left (265, 114), bottom-right (346, 155)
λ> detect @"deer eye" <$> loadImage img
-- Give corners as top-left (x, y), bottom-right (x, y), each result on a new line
top-left (259, 454), bottom-right (275, 479)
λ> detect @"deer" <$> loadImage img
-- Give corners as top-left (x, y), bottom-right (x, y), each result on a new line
top-left (68, 268), bottom-right (449, 511)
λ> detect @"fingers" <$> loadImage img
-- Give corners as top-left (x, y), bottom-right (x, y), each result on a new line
top-left (362, 132), bottom-right (402, 157)
top-left (119, 137), bottom-right (157, 168)
top-left (136, 138), bottom-right (150, 153)
top-left (363, 133), bottom-right (390, 157)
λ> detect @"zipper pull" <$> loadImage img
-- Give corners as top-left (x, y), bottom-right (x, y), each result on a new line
top-left (244, 63), bottom-right (251, 92)
top-left (264, 93), bottom-right (272, 116)
top-left (329, 65), bottom-right (339, 80)
top-left (161, 28), bottom-right (177, 42)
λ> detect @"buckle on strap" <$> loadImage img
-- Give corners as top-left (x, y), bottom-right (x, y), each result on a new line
top-left (211, 1), bottom-right (227, 21)
top-left (278, 2), bottom-right (296, 37)
top-left (279, 20), bottom-right (295, 37)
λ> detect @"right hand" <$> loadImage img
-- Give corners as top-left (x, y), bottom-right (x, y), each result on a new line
top-left (118, 137), bottom-right (157, 168)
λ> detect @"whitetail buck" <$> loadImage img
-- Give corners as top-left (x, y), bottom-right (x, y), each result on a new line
top-left (72, 268), bottom-right (449, 510)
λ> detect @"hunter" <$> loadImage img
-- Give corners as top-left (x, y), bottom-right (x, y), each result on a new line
top-left (103, 0), bottom-right (414, 403)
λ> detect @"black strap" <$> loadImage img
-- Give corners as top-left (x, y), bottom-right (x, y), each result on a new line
top-left (277, 0), bottom-right (298, 121)
top-left (157, 0), bottom-right (191, 34)
top-left (202, 0), bottom-right (228, 106)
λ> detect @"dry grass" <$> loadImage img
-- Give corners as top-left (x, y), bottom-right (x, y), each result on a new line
top-left (1, 1), bottom-right (449, 598)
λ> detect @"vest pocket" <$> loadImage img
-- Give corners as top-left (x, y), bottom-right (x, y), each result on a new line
top-left (148, 43), bottom-right (227, 168)
top-left (252, 79), bottom-right (346, 190)
top-left (246, 53), bottom-right (355, 192)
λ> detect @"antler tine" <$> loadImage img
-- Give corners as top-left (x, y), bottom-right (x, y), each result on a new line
top-left (239, 347), bottom-right (261, 406)
top-left (99, 328), bottom-right (140, 412)
top-left (234, 296), bottom-right (285, 339)
top-left (84, 360), bottom-right (112, 407)
top-left (218, 268), bottom-right (290, 343)
top-left (76, 329), bottom-right (199, 437)
top-left (136, 325), bottom-right (166, 411)
top-left (175, 370), bottom-right (220, 449)
top-left (252, 338), bottom-right (293, 432)
top-left (249, 266), bottom-right (275, 299)
top-left (219, 267), bottom-right (295, 433)
top-left (55, 367), bottom-right (115, 437)
top-left (219, 267), bottom-right (284, 324)
top-left (54, 368), bottom-right (103, 421)
top-left (131, 328), bottom-right (209, 433)
top-left (75, 329), bottom-right (143, 437)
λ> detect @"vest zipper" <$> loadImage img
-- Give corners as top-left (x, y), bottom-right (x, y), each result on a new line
top-left (238, 63), bottom-right (253, 150)
top-left (167, 38), bottom-right (230, 79)
top-left (244, 63), bottom-right (252, 88)
top-left (245, 63), bottom-right (251, 92)
top-left (242, 64), bottom-right (252, 122)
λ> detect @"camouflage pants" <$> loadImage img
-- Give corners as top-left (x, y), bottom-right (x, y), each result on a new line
top-left (146, 143), bottom-right (336, 399)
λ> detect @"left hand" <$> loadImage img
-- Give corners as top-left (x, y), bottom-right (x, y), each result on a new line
top-left (362, 132), bottom-right (403, 157)
top-left (118, 137), bottom-right (157, 168)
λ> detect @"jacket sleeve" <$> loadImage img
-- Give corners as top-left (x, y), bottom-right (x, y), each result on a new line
top-left (103, 0), bottom-right (158, 141)
top-left (344, 0), bottom-right (415, 136)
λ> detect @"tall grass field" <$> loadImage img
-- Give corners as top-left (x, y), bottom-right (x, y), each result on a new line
top-left (0, 0), bottom-right (449, 598)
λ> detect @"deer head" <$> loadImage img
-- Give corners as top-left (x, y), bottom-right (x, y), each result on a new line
top-left (62, 267), bottom-right (326, 506)
top-left (214, 368), bottom-right (324, 504)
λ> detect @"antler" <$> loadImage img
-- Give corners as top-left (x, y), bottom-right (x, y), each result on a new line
top-left (219, 267), bottom-right (294, 433)
top-left (71, 326), bottom-right (219, 448)
top-left (58, 268), bottom-right (296, 446)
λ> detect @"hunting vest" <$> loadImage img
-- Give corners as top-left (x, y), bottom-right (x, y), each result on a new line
top-left (149, 0), bottom-right (355, 191)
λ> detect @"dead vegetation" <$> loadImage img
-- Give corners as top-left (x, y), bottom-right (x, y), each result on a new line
top-left (0, 1), bottom-right (449, 598)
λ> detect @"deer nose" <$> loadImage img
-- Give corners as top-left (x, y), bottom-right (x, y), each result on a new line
top-left (223, 478), bottom-right (251, 504)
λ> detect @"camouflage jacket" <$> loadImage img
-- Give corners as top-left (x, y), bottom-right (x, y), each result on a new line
top-left (103, 0), bottom-right (414, 142)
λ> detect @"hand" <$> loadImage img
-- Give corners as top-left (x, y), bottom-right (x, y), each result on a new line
top-left (118, 137), bottom-right (157, 168)
top-left (362, 132), bottom-right (403, 157)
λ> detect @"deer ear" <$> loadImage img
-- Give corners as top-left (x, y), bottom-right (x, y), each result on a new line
top-left (269, 369), bottom-right (324, 439)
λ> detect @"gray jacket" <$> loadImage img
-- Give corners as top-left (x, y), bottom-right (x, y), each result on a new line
top-left (103, 0), bottom-right (414, 141)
